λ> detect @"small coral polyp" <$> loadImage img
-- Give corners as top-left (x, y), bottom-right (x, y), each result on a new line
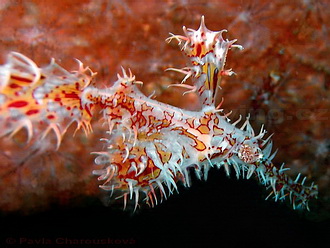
top-left (0, 16), bottom-right (318, 211)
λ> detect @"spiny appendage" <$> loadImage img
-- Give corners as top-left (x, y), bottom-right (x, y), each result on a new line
top-left (81, 67), bottom-right (144, 112)
top-left (214, 115), bottom-right (318, 210)
top-left (166, 16), bottom-right (243, 106)
top-left (91, 72), bottom-right (197, 211)
top-left (257, 160), bottom-right (318, 210)
top-left (91, 125), bottom-right (187, 211)
top-left (0, 52), bottom-right (96, 148)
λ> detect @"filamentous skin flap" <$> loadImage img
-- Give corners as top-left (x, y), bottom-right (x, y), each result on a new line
top-left (0, 16), bottom-right (318, 211)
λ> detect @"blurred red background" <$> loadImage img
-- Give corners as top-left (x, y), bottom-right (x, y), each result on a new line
top-left (0, 0), bottom-right (328, 216)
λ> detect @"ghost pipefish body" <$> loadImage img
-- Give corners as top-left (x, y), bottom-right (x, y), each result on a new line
top-left (0, 16), bottom-right (318, 211)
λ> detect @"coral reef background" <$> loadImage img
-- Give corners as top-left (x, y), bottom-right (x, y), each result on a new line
top-left (0, 0), bottom-right (329, 246)
top-left (0, 0), bottom-right (330, 244)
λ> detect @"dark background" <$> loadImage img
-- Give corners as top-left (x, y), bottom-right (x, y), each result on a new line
top-left (1, 170), bottom-right (329, 248)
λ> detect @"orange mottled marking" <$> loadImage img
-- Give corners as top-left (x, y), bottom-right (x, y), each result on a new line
top-left (186, 118), bottom-right (195, 128)
top-left (214, 126), bottom-right (224, 135)
top-left (137, 159), bottom-right (161, 184)
top-left (155, 143), bottom-right (172, 164)
top-left (200, 114), bottom-right (211, 125)
top-left (141, 102), bottom-right (153, 112)
top-left (173, 127), bottom-right (206, 151)
top-left (134, 111), bottom-right (147, 128)
top-left (197, 124), bottom-right (210, 134)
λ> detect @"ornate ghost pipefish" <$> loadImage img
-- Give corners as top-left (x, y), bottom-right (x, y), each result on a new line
top-left (0, 16), bottom-right (318, 211)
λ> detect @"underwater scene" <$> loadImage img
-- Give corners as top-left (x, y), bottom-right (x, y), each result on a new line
top-left (0, 0), bottom-right (329, 247)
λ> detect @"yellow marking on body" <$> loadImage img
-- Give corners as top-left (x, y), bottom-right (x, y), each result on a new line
top-left (155, 143), bottom-right (172, 164)
top-left (173, 127), bottom-right (207, 151)
top-left (214, 126), bottom-right (224, 135)
top-left (186, 118), bottom-right (195, 128)
top-left (139, 159), bottom-right (161, 183)
top-left (137, 131), bottom-right (163, 141)
top-left (197, 124), bottom-right (210, 134)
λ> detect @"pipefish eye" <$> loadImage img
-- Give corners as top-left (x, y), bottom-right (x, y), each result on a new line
top-left (238, 144), bottom-right (262, 164)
